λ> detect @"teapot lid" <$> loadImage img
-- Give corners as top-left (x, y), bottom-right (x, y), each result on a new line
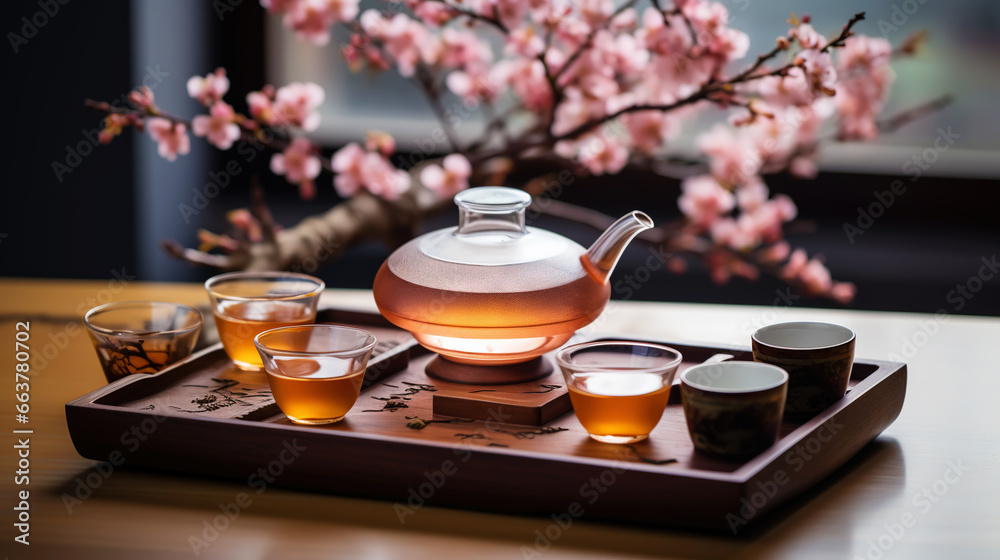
top-left (418, 187), bottom-right (572, 266)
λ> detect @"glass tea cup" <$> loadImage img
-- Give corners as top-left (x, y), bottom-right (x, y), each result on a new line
top-left (205, 271), bottom-right (325, 371)
top-left (84, 301), bottom-right (203, 383)
top-left (255, 325), bottom-right (377, 425)
top-left (556, 341), bottom-right (683, 444)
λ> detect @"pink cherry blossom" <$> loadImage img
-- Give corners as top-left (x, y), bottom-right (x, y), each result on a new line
top-left (623, 110), bottom-right (672, 154)
top-left (505, 26), bottom-right (545, 58)
top-left (836, 35), bottom-right (895, 140)
top-left (758, 50), bottom-right (836, 108)
top-left (789, 156), bottom-right (818, 178)
top-left (413, 1), bottom-right (454, 27)
top-left (361, 152), bottom-right (410, 199)
top-left (361, 11), bottom-right (428, 77)
top-left (578, 0), bottom-right (613, 27)
top-left (752, 195), bottom-right (796, 243)
top-left (610, 7), bottom-right (638, 31)
top-left (711, 217), bottom-right (758, 251)
top-left (494, 59), bottom-right (552, 111)
top-left (281, 0), bottom-right (359, 45)
top-left (530, 0), bottom-right (574, 28)
top-left (830, 282), bottom-right (857, 304)
top-left (147, 117), bottom-right (190, 161)
top-left (552, 87), bottom-right (603, 136)
top-left (331, 142), bottom-right (410, 200)
top-left (735, 177), bottom-right (768, 212)
top-left (798, 257), bottom-right (833, 294)
top-left (678, 174), bottom-right (735, 229)
top-left (697, 124), bottom-right (760, 187)
top-left (343, 32), bottom-right (390, 72)
top-left (438, 28), bottom-right (493, 70)
top-left (639, 8), bottom-right (713, 97)
top-left (192, 102), bottom-right (241, 150)
top-left (759, 241), bottom-right (791, 264)
top-left (684, 1), bottom-right (749, 61)
top-left (792, 23), bottom-right (825, 50)
top-left (331, 142), bottom-right (367, 197)
top-left (226, 208), bottom-right (264, 243)
top-left (270, 138), bottom-right (322, 199)
top-left (576, 134), bottom-right (629, 176)
top-left (128, 86), bottom-right (155, 111)
top-left (100, 113), bottom-right (131, 144)
top-left (494, 0), bottom-right (529, 30)
top-left (555, 14), bottom-right (592, 50)
top-left (420, 154), bottom-right (472, 198)
top-left (782, 248), bottom-right (808, 280)
top-left (260, 0), bottom-right (295, 13)
top-left (247, 90), bottom-right (275, 123)
top-left (186, 68), bottom-right (230, 106)
top-left (272, 82), bottom-right (324, 130)
top-left (611, 33), bottom-right (649, 76)
top-left (365, 130), bottom-right (396, 156)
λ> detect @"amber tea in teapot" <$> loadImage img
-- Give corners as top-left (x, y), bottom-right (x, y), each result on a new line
top-left (373, 187), bottom-right (652, 366)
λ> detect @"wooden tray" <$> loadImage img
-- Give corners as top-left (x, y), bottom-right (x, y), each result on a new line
top-left (66, 308), bottom-right (907, 533)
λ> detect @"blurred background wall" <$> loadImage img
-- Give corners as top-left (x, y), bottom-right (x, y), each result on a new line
top-left (2, 0), bottom-right (998, 316)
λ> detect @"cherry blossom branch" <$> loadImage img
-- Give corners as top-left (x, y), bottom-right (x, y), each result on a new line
top-left (413, 63), bottom-right (463, 153)
top-left (83, 98), bottom-right (335, 174)
top-left (650, 0), bottom-right (699, 47)
top-left (758, 95), bottom-right (955, 174)
top-left (432, 0), bottom-right (509, 33)
top-left (726, 37), bottom-right (795, 84)
top-left (820, 12), bottom-right (866, 53)
top-left (529, 198), bottom-right (849, 301)
top-left (551, 12), bottom-right (867, 143)
top-left (551, 0), bottom-right (641, 85)
top-left (877, 94), bottom-right (952, 134)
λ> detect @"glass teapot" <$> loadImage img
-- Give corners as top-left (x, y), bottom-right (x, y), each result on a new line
top-left (373, 187), bottom-right (652, 365)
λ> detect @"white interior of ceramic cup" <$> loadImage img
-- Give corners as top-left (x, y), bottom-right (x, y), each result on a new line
top-left (682, 362), bottom-right (788, 393)
top-left (753, 322), bottom-right (854, 349)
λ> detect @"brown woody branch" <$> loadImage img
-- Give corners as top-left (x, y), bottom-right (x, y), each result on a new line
top-left (84, 99), bottom-right (334, 173)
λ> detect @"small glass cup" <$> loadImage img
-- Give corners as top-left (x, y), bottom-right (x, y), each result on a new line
top-left (84, 301), bottom-right (203, 383)
top-left (255, 325), bottom-right (377, 425)
top-left (205, 272), bottom-right (325, 371)
top-left (556, 341), bottom-right (683, 444)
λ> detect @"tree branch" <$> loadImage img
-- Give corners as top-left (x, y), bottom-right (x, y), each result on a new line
top-left (551, 0), bottom-right (640, 85)
top-left (413, 63), bottom-right (463, 153)
top-left (430, 0), bottom-right (509, 33)
top-left (820, 12), bottom-right (866, 53)
top-left (878, 94), bottom-right (952, 133)
top-left (84, 99), bottom-right (335, 173)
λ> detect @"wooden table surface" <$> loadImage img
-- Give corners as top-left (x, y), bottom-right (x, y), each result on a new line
top-left (1, 278), bottom-right (997, 560)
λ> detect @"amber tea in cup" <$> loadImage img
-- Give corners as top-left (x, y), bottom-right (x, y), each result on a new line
top-left (556, 341), bottom-right (682, 444)
top-left (255, 325), bottom-right (376, 425)
top-left (205, 272), bottom-right (324, 371)
top-left (84, 301), bottom-right (203, 383)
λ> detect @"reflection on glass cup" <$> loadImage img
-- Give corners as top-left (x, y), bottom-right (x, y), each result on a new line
top-left (84, 301), bottom-right (203, 383)
top-left (205, 272), bottom-right (325, 371)
top-left (255, 325), bottom-right (377, 425)
top-left (752, 322), bottom-right (856, 420)
top-left (556, 341), bottom-right (683, 444)
top-left (681, 361), bottom-right (788, 458)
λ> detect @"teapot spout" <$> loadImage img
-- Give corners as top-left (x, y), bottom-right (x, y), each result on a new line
top-left (582, 211), bottom-right (654, 285)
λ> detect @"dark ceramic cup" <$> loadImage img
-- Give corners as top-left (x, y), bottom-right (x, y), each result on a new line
top-left (752, 322), bottom-right (856, 421)
top-left (681, 361), bottom-right (788, 458)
